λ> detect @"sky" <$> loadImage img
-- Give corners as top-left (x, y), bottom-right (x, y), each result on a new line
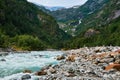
top-left (27, 0), bottom-right (88, 8)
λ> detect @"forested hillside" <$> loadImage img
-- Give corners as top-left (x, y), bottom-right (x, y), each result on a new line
top-left (0, 0), bottom-right (70, 50)
top-left (63, 0), bottom-right (120, 49)
top-left (0, 0), bottom-right (120, 50)
top-left (49, 0), bottom-right (109, 36)
top-left (76, 0), bottom-right (120, 34)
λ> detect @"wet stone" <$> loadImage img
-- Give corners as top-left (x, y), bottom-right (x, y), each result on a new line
top-left (0, 59), bottom-right (6, 61)
top-left (21, 74), bottom-right (31, 80)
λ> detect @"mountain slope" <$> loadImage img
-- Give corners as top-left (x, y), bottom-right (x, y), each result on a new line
top-left (64, 0), bottom-right (120, 49)
top-left (76, 0), bottom-right (120, 34)
top-left (49, 0), bottom-right (109, 36)
top-left (51, 0), bottom-right (109, 22)
top-left (0, 0), bottom-right (70, 50)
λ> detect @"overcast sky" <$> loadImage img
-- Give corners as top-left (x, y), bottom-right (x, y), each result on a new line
top-left (27, 0), bottom-right (87, 8)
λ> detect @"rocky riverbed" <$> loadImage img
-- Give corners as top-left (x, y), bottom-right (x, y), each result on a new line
top-left (0, 46), bottom-right (120, 80)
top-left (34, 46), bottom-right (120, 80)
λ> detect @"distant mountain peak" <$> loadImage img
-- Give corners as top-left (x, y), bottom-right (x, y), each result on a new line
top-left (44, 6), bottom-right (66, 11)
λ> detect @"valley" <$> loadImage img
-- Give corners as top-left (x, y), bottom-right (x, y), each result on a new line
top-left (0, 0), bottom-right (120, 50)
top-left (49, 0), bottom-right (120, 49)
top-left (0, 0), bottom-right (120, 79)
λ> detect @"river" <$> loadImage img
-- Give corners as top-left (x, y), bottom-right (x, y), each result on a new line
top-left (0, 51), bottom-right (63, 80)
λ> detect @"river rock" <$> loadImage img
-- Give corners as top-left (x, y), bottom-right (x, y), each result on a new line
top-left (100, 58), bottom-right (115, 63)
top-left (93, 59), bottom-right (101, 64)
top-left (68, 68), bottom-right (75, 74)
top-left (114, 54), bottom-right (120, 64)
top-left (105, 63), bottom-right (120, 71)
top-left (114, 60), bottom-right (120, 64)
top-left (0, 59), bottom-right (6, 61)
top-left (110, 52), bottom-right (119, 57)
top-left (66, 55), bottom-right (76, 62)
top-left (114, 54), bottom-right (120, 60)
top-left (115, 49), bottom-right (120, 53)
top-left (56, 55), bottom-right (65, 60)
top-left (64, 72), bottom-right (76, 77)
top-left (49, 67), bottom-right (56, 74)
top-left (23, 70), bottom-right (32, 73)
top-left (35, 70), bottom-right (47, 76)
top-left (21, 74), bottom-right (31, 80)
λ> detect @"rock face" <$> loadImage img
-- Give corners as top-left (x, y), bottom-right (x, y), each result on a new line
top-left (84, 29), bottom-right (100, 37)
top-left (113, 10), bottom-right (120, 19)
top-left (35, 46), bottom-right (120, 80)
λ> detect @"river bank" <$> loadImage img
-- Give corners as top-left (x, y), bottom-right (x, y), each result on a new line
top-left (35, 46), bottom-right (120, 80)
top-left (0, 48), bottom-right (30, 54)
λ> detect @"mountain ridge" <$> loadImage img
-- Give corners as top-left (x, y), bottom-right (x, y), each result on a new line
top-left (63, 0), bottom-right (120, 49)
top-left (48, 0), bottom-right (109, 36)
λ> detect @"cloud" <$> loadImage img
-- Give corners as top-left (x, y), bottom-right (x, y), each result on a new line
top-left (27, 0), bottom-right (87, 8)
